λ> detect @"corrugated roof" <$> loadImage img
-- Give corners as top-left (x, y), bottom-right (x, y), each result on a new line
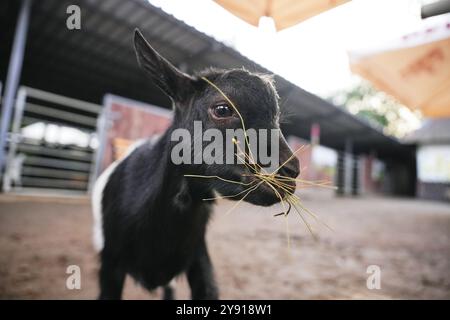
top-left (0, 0), bottom-right (414, 159)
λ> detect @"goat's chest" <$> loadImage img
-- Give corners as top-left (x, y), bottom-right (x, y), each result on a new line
top-left (126, 202), bottom-right (211, 288)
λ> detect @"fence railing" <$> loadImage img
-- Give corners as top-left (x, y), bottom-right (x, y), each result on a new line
top-left (2, 86), bottom-right (101, 194)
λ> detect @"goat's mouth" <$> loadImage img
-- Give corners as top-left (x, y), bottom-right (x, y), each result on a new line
top-left (220, 169), bottom-right (297, 207)
top-left (243, 174), bottom-right (295, 194)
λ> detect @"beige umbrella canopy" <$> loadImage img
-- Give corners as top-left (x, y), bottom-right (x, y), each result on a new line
top-left (214, 0), bottom-right (349, 31)
top-left (348, 14), bottom-right (450, 118)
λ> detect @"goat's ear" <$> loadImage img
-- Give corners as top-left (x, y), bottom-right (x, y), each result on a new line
top-left (134, 29), bottom-right (195, 102)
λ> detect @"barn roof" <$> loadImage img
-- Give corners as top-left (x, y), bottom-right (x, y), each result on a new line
top-left (0, 0), bottom-right (414, 159)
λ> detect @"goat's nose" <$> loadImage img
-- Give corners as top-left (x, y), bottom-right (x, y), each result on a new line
top-left (279, 156), bottom-right (300, 178)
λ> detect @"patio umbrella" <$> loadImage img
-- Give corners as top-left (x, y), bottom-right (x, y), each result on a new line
top-left (348, 14), bottom-right (450, 118)
top-left (214, 0), bottom-right (349, 31)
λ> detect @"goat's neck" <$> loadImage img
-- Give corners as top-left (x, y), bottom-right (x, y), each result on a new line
top-left (149, 128), bottom-right (213, 211)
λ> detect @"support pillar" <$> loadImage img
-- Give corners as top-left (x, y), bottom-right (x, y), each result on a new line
top-left (352, 154), bottom-right (359, 196)
top-left (336, 151), bottom-right (345, 196)
top-left (0, 0), bottom-right (32, 176)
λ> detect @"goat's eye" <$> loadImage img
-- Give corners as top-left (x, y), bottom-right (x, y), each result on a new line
top-left (212, 104), bottom-right (233, 118)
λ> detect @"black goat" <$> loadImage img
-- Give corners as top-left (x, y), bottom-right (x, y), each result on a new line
top-left (92, 29), bottom-right (300, 300)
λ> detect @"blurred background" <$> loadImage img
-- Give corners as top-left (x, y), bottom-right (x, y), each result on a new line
top-left (0, 0), bottom-right (449, 299)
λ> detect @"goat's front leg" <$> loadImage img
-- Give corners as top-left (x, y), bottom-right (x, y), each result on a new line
top-left (161, 279), bottom-right (176, 300)
top-left (187, 240), bottom-right (219, 300)
top-left (98, 253), bottom-right (126, 300)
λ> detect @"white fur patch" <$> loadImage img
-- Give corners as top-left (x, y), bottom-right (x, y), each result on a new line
top-left (91, 137), bottom-right (158, 252)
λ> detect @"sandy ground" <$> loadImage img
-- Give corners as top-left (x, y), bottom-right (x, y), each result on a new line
top-left (0, 190), bottom-right (449, 300)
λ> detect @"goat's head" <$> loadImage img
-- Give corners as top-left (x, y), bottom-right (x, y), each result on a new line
top-left (134, 30), bottom-right (299, 206)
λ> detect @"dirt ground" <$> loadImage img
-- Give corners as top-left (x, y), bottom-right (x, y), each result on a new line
top-left (0, 190), bottom-right (449, 300)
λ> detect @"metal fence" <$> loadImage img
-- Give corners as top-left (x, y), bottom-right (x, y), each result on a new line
top-left (2, 86), bottom-right (101, 194)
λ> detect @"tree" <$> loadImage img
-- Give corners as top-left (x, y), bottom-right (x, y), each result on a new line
top-left (329, 80), bottom-right (422, 138)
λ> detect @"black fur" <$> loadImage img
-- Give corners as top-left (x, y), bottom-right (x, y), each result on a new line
top-left (97, 29), bottom-right (299, 300)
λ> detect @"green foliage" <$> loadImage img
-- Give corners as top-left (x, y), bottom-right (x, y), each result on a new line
top-left (329, 80), bottom-right (421, 138)
top-left (356, 110), bottom-right (388, 127)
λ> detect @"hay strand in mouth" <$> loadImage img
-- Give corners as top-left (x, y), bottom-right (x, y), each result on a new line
top-left (202, 181), bottom-right (259, 201)
top-left (285, 214), bottom-right (291, 251)
top-left (184, 174), bottom-right (253, 186)
top-left (223, 181), bottom-right (264, 216)
top-left (270, 144), bottom-right (307, 175)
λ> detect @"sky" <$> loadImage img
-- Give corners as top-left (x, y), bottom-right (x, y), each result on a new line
top-left (148, 0), bottom-right (426, 98)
